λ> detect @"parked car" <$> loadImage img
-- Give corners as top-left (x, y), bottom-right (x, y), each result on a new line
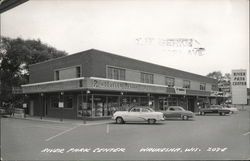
top-left (223, 105), bottom-right (238, 114)
top-left (160, 106), bottom-right (194, 120)
top-left (199, 105), bottom-right (231, 116)
top-left (112, 106), bottom-right (164, 124)
top-left (0, 108), bottom-right (11, 116)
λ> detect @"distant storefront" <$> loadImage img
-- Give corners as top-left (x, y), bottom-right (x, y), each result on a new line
top-left (21, 49), bottom-right (222, 119)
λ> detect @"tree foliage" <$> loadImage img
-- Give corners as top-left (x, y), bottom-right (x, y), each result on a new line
top-left (0, 37), bottom-right (67, 104)
top-left (206, 71), bottom-right (231, 82)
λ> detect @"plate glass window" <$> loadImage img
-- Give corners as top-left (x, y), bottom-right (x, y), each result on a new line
top-left (141, 72), bottom-right (153, 84)
top-left (166, 77), bottom-right (175, 87)
top-left (107, 67), bottom-right (125, 80)
top-left (183, 80), bottom-right (191, 89)
top-left (200, 83), bottom-right (206, 91)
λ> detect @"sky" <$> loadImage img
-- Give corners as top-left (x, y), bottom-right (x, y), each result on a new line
top-left (1, 0), bottom-right (249, 86)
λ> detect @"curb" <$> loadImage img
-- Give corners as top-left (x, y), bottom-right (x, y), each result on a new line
top-left (7, 116), bottom-right (113, 126)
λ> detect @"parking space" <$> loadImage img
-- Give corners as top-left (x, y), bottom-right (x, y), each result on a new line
top-left (1, 108), bottom-right (250, 160)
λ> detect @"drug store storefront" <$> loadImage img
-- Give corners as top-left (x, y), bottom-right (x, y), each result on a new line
top-left (21, 77), bottom-right (211, 119)
top-left (22, 77), bottom-right (172, 119)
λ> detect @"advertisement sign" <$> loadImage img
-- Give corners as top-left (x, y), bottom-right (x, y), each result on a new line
top-left (174, 87), bottom-right (186, 95)
top-left (231, 69), bottom-right (247, 104)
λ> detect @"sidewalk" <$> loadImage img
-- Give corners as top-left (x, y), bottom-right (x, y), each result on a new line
top-left (7, 115), bottom-right (113, 125)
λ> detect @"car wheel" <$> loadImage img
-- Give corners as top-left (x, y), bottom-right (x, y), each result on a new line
top-left (116, 117), bottom-right (124, 124)
top-left (148, 119), bottom-right (156, 124)
top-left (222, 112), bottom-right (225, 116)
top-left (182, 115), bottom-right (188, 120)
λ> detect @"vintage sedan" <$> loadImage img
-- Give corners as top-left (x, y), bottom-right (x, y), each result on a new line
top-left (223, 105), bottom-right (238, 114)
top-left (160, 106), bottom-right (194, 120)
top-left (199, 105), bottom-right (231, 116)
top-left (112, 106), bottom-right (165, 124)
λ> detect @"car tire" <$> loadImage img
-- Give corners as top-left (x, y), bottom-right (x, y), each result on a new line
top-left (182, 115), bottom-right (188, 120)
top-left (116, 117), bottom-right (124, 124)
top-left (148, 119), bottom-right (156, 124)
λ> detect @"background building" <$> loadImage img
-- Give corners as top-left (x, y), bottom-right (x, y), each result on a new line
top-left (21, 49), bottom-right (219, 119)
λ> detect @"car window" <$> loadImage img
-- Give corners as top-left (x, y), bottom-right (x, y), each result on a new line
top-left (169, 107), bottom-right (175, 111)
top-left (141, 108), bottom-right (150, 112)
top-left (130, 108), bottom-right (140, 112)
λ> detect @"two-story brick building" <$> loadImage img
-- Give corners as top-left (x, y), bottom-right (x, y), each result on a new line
top-left (21, 49), bottom-right (220, 119)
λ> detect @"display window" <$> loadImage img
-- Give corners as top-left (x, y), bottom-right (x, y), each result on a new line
top-left (107, 96), bottom-right (119, 116)
top-left (77, 95), bottom-right (92, 117)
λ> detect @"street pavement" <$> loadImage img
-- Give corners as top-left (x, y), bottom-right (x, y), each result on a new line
top-left (1, 107), bottom-right (250, 160)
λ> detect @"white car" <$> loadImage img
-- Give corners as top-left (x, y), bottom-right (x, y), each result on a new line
top-left (223, 105), bottom-right (238, 114)
top-left (112, 106), bottom-right (165, 124)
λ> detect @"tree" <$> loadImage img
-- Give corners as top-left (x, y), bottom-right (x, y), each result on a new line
top-left (206, 71), bottom-right (223, 81)
top-left (0, 37), bottom-right (67, 106)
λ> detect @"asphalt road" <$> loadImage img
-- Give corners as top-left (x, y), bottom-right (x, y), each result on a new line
top-left (1, 109), bottom-right (250, 160)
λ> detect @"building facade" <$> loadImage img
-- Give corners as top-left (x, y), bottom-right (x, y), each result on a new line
top-left (21, 49), bottom-right (220, 119)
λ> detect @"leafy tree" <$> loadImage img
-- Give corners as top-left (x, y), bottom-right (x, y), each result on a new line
top-left (206, 71), bottom-right (223, 81)
top-left (0, 37), bottom-right (67, 106)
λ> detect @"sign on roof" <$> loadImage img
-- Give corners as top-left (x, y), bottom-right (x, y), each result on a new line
top-left (231, 69), bottom-right (247, 105)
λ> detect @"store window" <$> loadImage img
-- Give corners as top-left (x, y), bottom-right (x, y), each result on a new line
top-left (54, 66), bottom-right (82, 80)
top-left (92, 95), bottom-right (106, 117)
top-left (55, 71), bottom-right (59, 80)
top-left (107, 96), bottom-right (119, 116)
top-left (51, 96), bottom-right (59, 108)
top-left (200, 83), bottom-right (206, 91)
top-left (183, 80), bottom-right (191, 89)
top-left (76, 66), bottom-right (81, 78)
top-left (64, 95), bottom-right (73, 109)
top-left (141, 72), bottom-right (153, 84)
top-left (77, 95), bottom-right (91, 117)
top-left (107, 66), bottom-right (126, 80)
top-left (166, 77), bottom-right (175, 87)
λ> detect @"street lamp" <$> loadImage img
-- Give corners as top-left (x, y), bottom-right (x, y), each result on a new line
top-left (83, 90), bottom-right (90, 124)
top-left (59, 92), bottom-right (64, 122)
top-left (40, 93), bottom-right (44, 120)
top-left (147, 93), bottom-right (151, 106)
top-left (23, 94), bottom-right (28, 118)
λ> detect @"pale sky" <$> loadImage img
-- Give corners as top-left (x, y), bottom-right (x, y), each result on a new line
top-left (1, 0), bottom-right (249, 86)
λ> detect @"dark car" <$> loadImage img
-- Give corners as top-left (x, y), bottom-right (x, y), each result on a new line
top-left (0, 108), bottom-right (11, 116)
top-left (160, 106), bottom-right (194, 120)
top-left (199, 105), bottom-right (230, 116)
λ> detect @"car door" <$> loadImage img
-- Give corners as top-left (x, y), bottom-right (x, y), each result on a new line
top-left (140, 108), bottom-right (152, 121)
top-left (165, 107), bottom-right (176, 118)
top-left (173, 107), bottom-right (183, 118)
top-left (127, 107), bottom-right (142, 122)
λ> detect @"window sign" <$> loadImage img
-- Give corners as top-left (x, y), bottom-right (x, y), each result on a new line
top-left (23, 103), bottom-right (27, 108)
top-left (58, 102), bottom-right (64, 108)
top-left (231, 69), bottom-right (247, 105)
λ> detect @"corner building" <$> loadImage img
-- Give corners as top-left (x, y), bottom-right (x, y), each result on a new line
top-left (22, 49), bottom-right (220, 119)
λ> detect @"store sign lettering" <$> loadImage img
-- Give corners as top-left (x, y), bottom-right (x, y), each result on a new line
top-left (91, 79), bottom-right (166, 93)
top-left (174, 87), bottom-right (186, 95)
top-left (232, 72), bottom-right (247, 86)
top-left (231, 69), bottom-right (247, 104)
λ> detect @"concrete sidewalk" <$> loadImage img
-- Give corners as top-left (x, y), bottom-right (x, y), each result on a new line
top-left (6, 115), bottom-right (113, 125)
